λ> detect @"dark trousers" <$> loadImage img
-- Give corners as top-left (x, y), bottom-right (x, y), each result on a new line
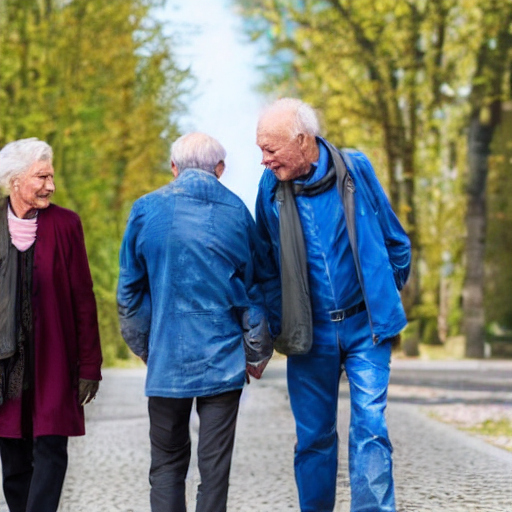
top-left (148, 389), bottom-right (242, 512)
top-left (0, 435), bottom-right (68, 512)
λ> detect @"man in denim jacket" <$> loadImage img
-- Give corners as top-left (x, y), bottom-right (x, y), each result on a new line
top-left (118, 132), bottom-right (272, 512)
top-left (256, 98), bottom-right (410, 512)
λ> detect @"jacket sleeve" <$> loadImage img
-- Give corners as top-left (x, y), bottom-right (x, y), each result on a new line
top-left (242, 208), bottom-right (274, 365)
top-left (347, 151), bottom-right (411, 291)
top-left (255, 178), bottom-right (282, 338)
top-left (67, 215), bottom-right (103, 381)
top-left (117, 201), bottom-right (151, 360)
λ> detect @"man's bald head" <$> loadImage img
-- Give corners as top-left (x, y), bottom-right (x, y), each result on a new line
top-left (256, 98), bottom-right (320, 181)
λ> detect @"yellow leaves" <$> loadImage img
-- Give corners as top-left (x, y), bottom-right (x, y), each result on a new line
top-left (479, 106), bottom-right (492, 125)
top-left (0, 0), bottom-right (188, 362)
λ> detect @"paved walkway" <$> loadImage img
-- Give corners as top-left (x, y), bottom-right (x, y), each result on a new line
top-left (0, 357), bottom-right (511, 511)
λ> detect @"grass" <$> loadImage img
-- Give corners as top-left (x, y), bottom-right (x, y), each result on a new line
top-left (464, 419), bottom-right (512, 452)
top-left (466, 418), bottom-right (512, 438)
top-left (428, 411), bottom-right (512, 453)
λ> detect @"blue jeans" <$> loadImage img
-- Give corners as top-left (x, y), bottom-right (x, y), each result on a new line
top-left (287, 310), bottom-right (395, 512)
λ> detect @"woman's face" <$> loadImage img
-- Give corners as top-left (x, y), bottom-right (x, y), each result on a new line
top-left (11, 160), bottom-right (55, 218)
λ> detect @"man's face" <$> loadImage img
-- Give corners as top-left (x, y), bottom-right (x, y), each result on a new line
top-left (257, 115), bottom-right (311, 182)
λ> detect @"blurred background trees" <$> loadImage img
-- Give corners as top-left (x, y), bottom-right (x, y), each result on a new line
top-left (0, 0), bottom-right (189, 364)
top-left (1, 0), bottom-right (511, 362)
top-left (234, 0), bottom-right (512, 357)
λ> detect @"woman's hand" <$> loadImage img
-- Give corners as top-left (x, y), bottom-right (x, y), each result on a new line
top-left (78, 379), bottom-right (100, 406)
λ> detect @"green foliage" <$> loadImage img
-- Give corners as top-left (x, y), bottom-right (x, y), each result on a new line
top-left (234, 0), bottom-right (512, 352)
top-left (0, 0), bottom-right (190, 365)
top-left (486, 108), bottom-right (512, 329)
top-left (460, 0), bottom-right (512, 357)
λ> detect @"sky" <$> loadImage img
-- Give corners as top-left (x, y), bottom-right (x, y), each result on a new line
top-left (157, 0), bottom-right (267, 213)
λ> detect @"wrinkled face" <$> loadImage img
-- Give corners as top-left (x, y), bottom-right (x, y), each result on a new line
top-left (12, 160), bottom-right (55, 216)
top-left (257, 114), bottom-right (311, 182)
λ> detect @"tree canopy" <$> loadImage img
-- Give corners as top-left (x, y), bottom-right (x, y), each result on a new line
top-left (235, 0), bottom-right (512, 356)
top-left (0, 0), bottom-right (190, 364)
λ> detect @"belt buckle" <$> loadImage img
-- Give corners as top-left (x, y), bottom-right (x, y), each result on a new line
top-left (331, 309), bottom-right (345, 322)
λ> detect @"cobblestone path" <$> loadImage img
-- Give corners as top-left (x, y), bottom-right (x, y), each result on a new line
top-left (0, 358), bottom-right (511, 511)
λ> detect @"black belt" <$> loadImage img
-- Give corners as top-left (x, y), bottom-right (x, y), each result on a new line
top-left (329, 301), bottom-right (366, 322)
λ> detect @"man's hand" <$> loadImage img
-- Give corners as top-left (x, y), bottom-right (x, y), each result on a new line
top-left (245, 358), bottom-right (270, 383)
top-left (78, 379), bottom-right (100, 406)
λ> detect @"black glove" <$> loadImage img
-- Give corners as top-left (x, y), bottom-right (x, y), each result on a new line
top-left (242, 309), bottom-right (273, 365)
top-left (78, 378), bottom-right (100, 406)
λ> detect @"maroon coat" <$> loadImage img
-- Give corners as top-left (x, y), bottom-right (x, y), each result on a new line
top-left (0, 204), bottom-right (102, 438)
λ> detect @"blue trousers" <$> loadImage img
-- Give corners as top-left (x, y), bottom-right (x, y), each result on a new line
top-left (287, 310), bottom-right (395, 512)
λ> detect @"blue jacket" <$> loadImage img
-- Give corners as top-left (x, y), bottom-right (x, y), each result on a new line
top-left (256, 138), bottom-right (411, 344)
top-left (117, 169), bottom-right (272, 398)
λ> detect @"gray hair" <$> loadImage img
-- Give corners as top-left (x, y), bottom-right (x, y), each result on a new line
top-left (258, 98), bottom-right (321, 137)
top-left (170, 132), bottom-right (226, 174)
top-left (0, 138), bottom-right (53, 191)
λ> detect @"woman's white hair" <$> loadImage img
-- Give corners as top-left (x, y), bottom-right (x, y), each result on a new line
top-left (0, 138), bottom-right (53, 191)
top-left (170, 132), bottom-right (226, 174)
top-left (258, 98), bottom-right (321, 137)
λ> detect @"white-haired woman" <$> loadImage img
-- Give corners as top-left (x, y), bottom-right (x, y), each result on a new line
top-left (0, 138), bottom-right (102, 512)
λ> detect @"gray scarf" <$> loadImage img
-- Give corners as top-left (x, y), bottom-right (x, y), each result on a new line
top-left (274, 141), bottom-right (356, 355)
top-left (0, 197), bottom-right (17, 360)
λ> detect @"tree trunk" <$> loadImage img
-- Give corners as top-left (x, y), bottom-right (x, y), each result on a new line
top-left (463, 194), bottom-right (486, 357)
top-left (462, 109), bottom-right (498, 358)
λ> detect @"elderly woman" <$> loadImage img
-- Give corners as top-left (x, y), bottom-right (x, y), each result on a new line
top-left (0, 138), bottom-right (102, 512)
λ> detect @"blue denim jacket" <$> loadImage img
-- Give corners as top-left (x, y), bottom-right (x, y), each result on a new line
top-left (256, 139), bottom-right (411, 344)
top-left (118, 169), bottom-right (272, 398)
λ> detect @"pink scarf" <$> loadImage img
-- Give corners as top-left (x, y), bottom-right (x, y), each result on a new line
top-left (7, 205), bottom-right (38, 252)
